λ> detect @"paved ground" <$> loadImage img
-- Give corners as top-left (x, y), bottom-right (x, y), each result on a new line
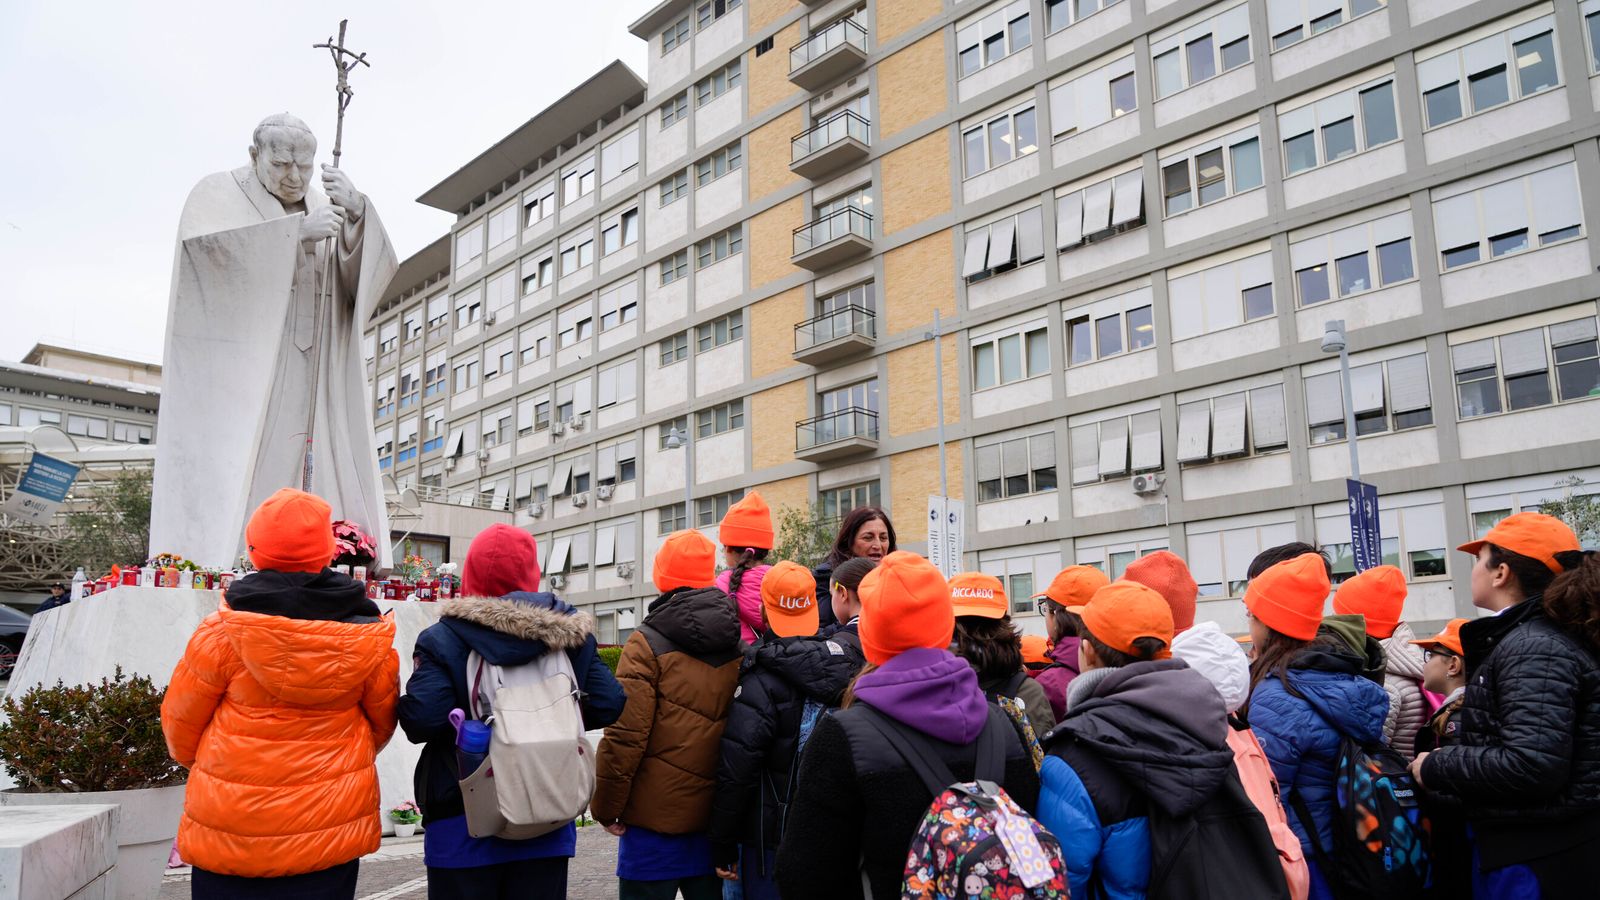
top-left (159, 824), bottom-right (623, 899)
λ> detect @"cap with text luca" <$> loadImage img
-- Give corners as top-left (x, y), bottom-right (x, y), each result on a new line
top-left (760, 560), bottom-right (819, 638)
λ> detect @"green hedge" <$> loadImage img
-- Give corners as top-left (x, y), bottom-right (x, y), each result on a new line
top-left (597, 645), bottom-right (623, 674)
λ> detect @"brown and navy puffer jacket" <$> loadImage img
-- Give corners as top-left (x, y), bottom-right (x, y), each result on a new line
top-left (1379, 621), bottom-right (1429, 763)
top-left (592, 586), bottom-right (742, 834)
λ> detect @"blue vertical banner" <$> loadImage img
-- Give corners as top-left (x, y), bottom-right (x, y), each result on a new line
top-left (1347, 479), bottom-right (1382, 573)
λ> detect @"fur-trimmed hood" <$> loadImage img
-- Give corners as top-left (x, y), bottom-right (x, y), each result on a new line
top-left (437, 591), bottom-right (593, 666)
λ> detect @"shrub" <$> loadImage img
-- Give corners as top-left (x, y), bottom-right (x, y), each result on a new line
top-left (597, 645), bottom-right (623, 674)
top-left (0, 667), bottom-right (184, 792)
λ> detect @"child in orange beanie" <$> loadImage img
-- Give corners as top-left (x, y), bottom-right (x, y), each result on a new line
top-left (593, 530), bottom-right (742, 898)
top-left (715, 491), bottom-right (774, 644)
top-left (1333, 564), bottom-right (1426, 761)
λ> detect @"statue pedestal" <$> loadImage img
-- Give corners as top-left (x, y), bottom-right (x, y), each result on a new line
top-left (5, 586), bottom-right (441, 833)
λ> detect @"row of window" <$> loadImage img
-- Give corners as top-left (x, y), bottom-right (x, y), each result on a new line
top-left (0, 403), bottom-right (153, 444)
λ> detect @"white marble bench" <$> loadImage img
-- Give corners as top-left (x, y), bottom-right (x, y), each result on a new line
top-left (0, 805), bottom-right (118, 900)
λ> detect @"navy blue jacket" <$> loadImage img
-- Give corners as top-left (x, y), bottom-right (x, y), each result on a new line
top-left (397, 592), bottom-right (624, 859)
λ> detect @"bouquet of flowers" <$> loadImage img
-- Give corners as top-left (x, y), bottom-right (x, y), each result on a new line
top-left (395, 554), bottom-right (433, 582)
top-left (389, 800), bottom-right (422, 824)
top-left (332, 520), bottom-right (378, 568)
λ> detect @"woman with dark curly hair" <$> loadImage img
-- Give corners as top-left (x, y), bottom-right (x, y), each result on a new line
top-left (811, 507), bottom-right (896, 630)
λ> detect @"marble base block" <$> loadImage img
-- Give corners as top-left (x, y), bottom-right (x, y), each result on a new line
top-left (6, 587), bottom-right (443, 833)
top-left (0, 805), bottom-right (118, 900)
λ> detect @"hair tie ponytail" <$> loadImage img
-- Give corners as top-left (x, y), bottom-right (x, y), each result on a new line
top-left (1546, 548), bottom-right (1600, 652)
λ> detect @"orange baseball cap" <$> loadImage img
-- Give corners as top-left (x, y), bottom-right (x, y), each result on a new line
top-left (1458, 512), bottom-right (1580, 574)
top-left (1034, 565), bottom-right (1110, 609)
top-left (1409, 618), bottom-right (1469, 657)
top-left (1021, 634), bottom-right (1052, 666)
top-left (1243, 553), bottom-right (1331, 641)
top-left (1068, 581), bottom-right (1174, 659)
top-left (858, 551), bottom-right (953, 666)
top-left (761, 560), bottom-right (819, 638)
top-left (1332, 564), bottom-right (1408, 639)
top-left (719, 491), bottom-right (774, 550)
top-left (653, 529), bottom-right (717, 593)
top-left (949, 572), bottom-right (1008, 619)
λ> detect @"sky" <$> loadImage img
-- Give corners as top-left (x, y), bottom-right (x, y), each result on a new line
top-left (0, 0), bottom-right (658, 364)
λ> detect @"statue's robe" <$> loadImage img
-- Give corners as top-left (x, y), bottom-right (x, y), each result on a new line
top-left (150, 166), bottom-right (397, 570)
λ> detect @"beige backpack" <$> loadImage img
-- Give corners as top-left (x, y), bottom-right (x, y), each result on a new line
top-left (458, 649), bottom-right (595, 839)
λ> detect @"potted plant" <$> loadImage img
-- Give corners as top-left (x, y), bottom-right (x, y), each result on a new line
top-left (389, 800), bottom-right (423, 838)
top-left (332, 519), bottom-right (378, 572)
top-left (0, 667), bottom-right (186, 900)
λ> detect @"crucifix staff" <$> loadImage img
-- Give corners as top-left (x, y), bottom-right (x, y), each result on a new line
top-left (301, 19), bottom-right (370, 492)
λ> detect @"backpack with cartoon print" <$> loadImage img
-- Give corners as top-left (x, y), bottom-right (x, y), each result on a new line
top-left (860, 707), bottom-right (1069, 899)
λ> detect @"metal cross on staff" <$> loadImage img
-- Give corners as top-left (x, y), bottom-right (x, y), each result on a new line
top-left (299, 19), bottom-right (370, 492)
top-left (312, 19), bottom-right (369, 167)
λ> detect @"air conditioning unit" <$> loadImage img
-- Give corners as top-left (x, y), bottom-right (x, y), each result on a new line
top-left (484, 310), bottom-right (497, 326)
top-left (529, 501), bottom-right (545, 519)
top-left (571, 491), bottom-right (590, 508)
top-left (616, 562), bottom-right (635, 580)
top-left (548, 573), bottom-right (566, 591)
top-left (596, 484), bottom-right (614, 501)
top-left (551, 421), bottom-right (567, 436)
top-left (569, 416), bottom-right (586, 432)
top-left (1131, 473), bottom-right (1166, 495)
top-left (443, 456), bottom-right (457, 472)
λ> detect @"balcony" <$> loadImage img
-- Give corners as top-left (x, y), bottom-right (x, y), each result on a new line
top-left (791, 110), bottom-right (871, 180)
top-left (796, 407), bottom-right (879, 462)
top-left (789, 18), bottom-right (869, 91)
top-left (792, 206), bottom-right (874, 271)
top-left (794, 304), bottom-right (876, 366)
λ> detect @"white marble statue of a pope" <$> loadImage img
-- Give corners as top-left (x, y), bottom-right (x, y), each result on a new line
top-left (150, 113), bottom-right (397, 570)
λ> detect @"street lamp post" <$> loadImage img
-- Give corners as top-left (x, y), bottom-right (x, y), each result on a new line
top-left (1321, 320), bottom-right (1361, 482)
top-left (665, 426), bottom-right (693, 529)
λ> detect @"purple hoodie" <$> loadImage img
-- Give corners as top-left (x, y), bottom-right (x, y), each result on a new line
top-left (1035, 636), bottom-right (1081, 723)
top-left (851, 647), bottom-right (989, 744)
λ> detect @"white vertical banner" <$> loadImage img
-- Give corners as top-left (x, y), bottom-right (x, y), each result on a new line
top-left (928, 496), bottom-right (963, 579)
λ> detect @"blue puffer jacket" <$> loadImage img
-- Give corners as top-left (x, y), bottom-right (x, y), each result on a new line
top-left (1248, 627), bottom-right (1388, 856)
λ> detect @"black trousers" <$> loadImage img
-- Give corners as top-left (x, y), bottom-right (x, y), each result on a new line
top-left (191, 860), bottom-right (358, 899)
top-left (426, 857), bottom-right (569, 900)
top-left (617, 873), bottom-right (723, 900)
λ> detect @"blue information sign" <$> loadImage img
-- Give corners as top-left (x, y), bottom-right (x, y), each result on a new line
top-left (1, 452), bottom-right (81, 524)
top-left (1347, 479), bottom-right (1382, 573)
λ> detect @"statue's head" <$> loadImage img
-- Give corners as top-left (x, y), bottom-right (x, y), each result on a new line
top-left (249, 113), bottom-right (317, 205)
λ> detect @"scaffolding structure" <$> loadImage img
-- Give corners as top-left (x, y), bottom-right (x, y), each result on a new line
top-left (0, 427), bottom-right (155, 594)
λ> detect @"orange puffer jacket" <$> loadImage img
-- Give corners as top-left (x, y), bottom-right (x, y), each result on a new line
top-left (161, 571), bottom-right (399, 878)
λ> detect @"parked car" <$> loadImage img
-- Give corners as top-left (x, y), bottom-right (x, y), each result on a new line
top-left (0, 604), bottom-right (30, 679)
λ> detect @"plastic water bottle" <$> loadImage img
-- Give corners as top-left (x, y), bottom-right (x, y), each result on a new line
top-left (449, 708), bottom-right (491, 778)
top-left (71, 567), bottom-right (87, 601)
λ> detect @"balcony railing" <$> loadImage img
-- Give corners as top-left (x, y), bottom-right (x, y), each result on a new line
top-left (791, 17), bottom-right (868, 71)
top-left (791, 110), bottom-right (871, 167)
top-left (796, 406), bottom-right (879, 459)
top-left (794, 304), bottom-right (876, 354)
top-left (793, 206), bottom-right (873, 265)
top-left (789, 18), bottom-right (869, 89)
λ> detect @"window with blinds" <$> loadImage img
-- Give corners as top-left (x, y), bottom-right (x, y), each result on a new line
top-left (1057, 169), bottom-right (1145, 252)
top-left (1069, 411), bottom-right (1161, 484)
top-left (1049, 55), bottom-right (1137, 140)
top-left (962, 206), bottom-right (1046, 282)
top-left (1416, 13), bottom-right (1560, 130)
top-left (1268, 0), bottom-right (1386, 53)
top-left (1177, 384), bottom-right (1288, 464)
top-left (1278, 74), bottom-right (1398, 177)
top-left (1151, 3), bottom-right (1251, 99)
top-left (1168, 249), bottom-right (1275, 338)
top-left (976, 431), bottom-right (1057, 501)
top-left (1304, 351), bottom-right (1432, 443)
top-left (1432, 161), bottom-right (1583, 271)
top-left (1452, 315), bottom-right (1600, 418)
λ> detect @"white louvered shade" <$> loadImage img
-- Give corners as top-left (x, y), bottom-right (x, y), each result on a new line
top-left (1071, 424), bottom-right (1100, 484)
top-left (595, 526), bottom-right (617, 567)
top-left (1451, 339), bottom-right (1496, 372)
top-left (549, 460), bottom-right (573, 495)
top-left (1433, 193), bottom-right (1479, 253)
top-left (1111, 170), bottom-right (1144, 226)
top-left (963, 226), bottom-right (991, 276)
top-left (597, 444), bottom-right (618, 481)
top-left (1049, 82), bottom-right (1076, 137)
top-left (977, 443), bottom-right (1002, 482)
top-left (1212, 393), bottom-right (1248, 456)
top-left (1550, 317), bottom-right (1598, 346)
top-left (1131, 411), bottom-right (1162, 471)
top-left (1251, 386), bottom-right (1288, 448)
top-left (1529, 165), bottom-right (1582, 237)
top-left (546, 538), bottom-right (571, 573)
top-left (1305, 371), bottom-right (1345, 426)
top-left (1387, 355), bottom-right (1432, 413)
top-left (1018, 207), bottom-right (1045, 261)
top-left (1177, 401), bottom-right (1212, 462)
top-left (1082, 179), bottom-right (1114, 234)
top-left (1350, 363), bottom-right (1385, 414)
top-left (989, 217), bottom-right (1018, 268)
top-left (1098, 418), bottom-right (1129, 477)
top-left (1479, 179), bottom-right (1529, 238)
top-left (1057, 192), bottom-right (1085, 248)
top-left (1498, 328), bottom-right (1548, 376)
